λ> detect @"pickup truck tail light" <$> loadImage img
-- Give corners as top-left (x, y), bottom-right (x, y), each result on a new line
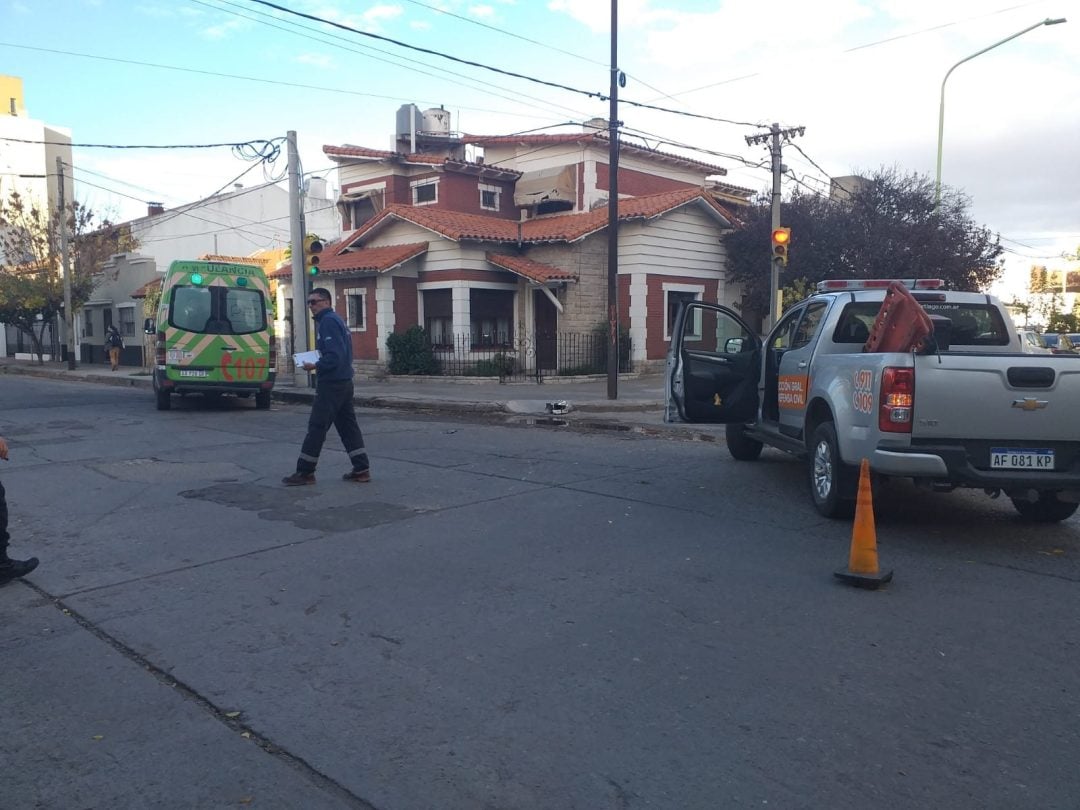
top-left (879, 367), bottom-right (914, 433)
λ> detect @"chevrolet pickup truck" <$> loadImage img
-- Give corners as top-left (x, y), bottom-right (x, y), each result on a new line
top-left (664, 279), bottom-right (1080, 522)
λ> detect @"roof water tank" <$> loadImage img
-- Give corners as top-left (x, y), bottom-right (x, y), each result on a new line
top-left (396, 104), bottom-right (422, 138)
top-left (422, 106), bottom-right (451, 135)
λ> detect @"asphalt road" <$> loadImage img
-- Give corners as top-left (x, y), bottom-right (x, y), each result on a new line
top-left (1, 376), bottom-right (1078, 810)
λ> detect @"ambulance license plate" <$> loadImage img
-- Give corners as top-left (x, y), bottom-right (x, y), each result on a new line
top-left (990, 448), bottom-right (1054, 470)
top-left (179, 369), bottom-right (209, 378)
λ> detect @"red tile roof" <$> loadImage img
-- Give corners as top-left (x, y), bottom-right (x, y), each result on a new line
top-left (131, 278), bottom-right (163, 299)
top-left (340, 188), bottom-right (736, 249)
top-left (269, 242), bottom-right (428, 279)
top-left (486, 253), bottom-right (576, 283)
top-left (462, 132), bottom-right (728, 175)
top-left (324, 144), bottom-right (491, 168)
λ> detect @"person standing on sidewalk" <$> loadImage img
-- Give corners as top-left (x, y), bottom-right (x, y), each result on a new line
top-left (105, 325), bottom-right (124, 371)
top-left (1, 436), bottom-right (40, 585)
top-left (282, 288), bottom-right (371, 486)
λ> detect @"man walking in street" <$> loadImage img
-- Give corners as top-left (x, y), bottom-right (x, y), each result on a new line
top-left (106, 324), bottom-right (124, 371)
top-left (1, 436), bottom-right (40, 586)
top-left (282, 288), bottom-right (371, 486)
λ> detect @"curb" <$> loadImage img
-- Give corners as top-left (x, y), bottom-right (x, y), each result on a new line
top-left (1, 363), bottom-right (723, 443)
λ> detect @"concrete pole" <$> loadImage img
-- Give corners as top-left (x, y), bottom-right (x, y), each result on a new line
top-left (768, 124), bottom-right (782, 332)
top-left (57, 156), bottom-right (75, 369)
top-left (606, 0), bottom-right (620, 400)
top-left (287, 131), bottom-right (310, 387)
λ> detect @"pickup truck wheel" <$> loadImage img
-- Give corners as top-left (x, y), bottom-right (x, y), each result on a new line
top-left (809, 422), bottom-right (856, 519)
top-left (1010, 492), bottom-right (1079, 523)
top-left (726, 424), bottom-right (763, 461)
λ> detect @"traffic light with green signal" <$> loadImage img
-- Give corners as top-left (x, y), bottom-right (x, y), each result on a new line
top-left (771, 227), bottom-right (791, 267)
top-left (304, 235), bottom-right (324, 276)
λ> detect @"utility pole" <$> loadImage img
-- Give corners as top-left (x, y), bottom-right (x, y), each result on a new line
top-left (287, 131), bottom-right (309, 387)
top-left (56, 157), bottom-right (75, 370)
top-left (606, 0), bottom-right (621, 400)
top-left (746, 123), bottom-right (804, 331)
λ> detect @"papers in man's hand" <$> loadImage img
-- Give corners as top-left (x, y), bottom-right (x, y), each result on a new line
top-left (293, 350), bottom-right (320, 368)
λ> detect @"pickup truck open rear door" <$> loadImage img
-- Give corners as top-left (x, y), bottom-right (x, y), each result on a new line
top-left (665, 302), bottom-right (762, 423)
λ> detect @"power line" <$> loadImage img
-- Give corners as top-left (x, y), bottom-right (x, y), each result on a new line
top-left (193, 0), bottom-right (594, 123)
top-left (242, 0), bottom-right (761, 128)
top-left (245, 0), bottom-right (602, 99)
top-left (0, 132), bottom-right (282, 153)
top-left (659, 1), bottom-right (1055, 100)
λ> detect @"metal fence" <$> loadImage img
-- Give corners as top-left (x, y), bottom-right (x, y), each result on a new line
top-left (423, 332), bottom-right (633, 381)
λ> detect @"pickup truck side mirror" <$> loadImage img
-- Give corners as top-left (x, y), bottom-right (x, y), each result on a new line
top-left (725, 337), bottom-right (746, 354)
top-left (143, 318), bottom-right (156, 334)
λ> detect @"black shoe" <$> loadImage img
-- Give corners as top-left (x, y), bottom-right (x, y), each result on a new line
top-left (282, 472), bottom-right (316, 486)
top-left (342, 469), bottom-right (371, 482)
top-left (0, 557), bottom-right (39, 585)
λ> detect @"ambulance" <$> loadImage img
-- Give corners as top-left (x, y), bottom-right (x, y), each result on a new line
top-left (152, 260), bottom-right (276, 411)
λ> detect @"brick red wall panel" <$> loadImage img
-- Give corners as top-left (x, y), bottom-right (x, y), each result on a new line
top-left (644, 274), bottom-right (718, 359)
top-left (420, 269), bottom-right (517, 284)
top-left (596, 164), bottom-right (695, 196)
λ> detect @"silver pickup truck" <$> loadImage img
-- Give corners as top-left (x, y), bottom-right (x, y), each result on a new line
top-left (665, 279), bottom-right (1080, 522)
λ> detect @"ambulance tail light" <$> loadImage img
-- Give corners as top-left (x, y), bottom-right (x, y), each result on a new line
top-left (879, 367), bottom-right (914, 433)
top-left (268, 342), bottom-right (277, 374)
top-left (155, 331), bottom-right (167, 367)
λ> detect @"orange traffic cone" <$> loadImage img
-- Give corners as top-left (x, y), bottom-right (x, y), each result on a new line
top-left (834, 459), bottom-right (893, 589)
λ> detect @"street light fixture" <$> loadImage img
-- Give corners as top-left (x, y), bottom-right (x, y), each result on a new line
top-left (934, 17), bottom-right (1066, 212)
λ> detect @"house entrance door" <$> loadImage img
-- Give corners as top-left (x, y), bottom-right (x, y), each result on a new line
top-left (533, 290), bottom-right (557, 372)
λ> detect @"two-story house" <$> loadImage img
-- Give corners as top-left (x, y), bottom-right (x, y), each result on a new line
top-left (273, 104), bottom-right (752, 373)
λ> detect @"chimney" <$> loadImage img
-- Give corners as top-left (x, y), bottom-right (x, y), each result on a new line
top-left (147, 202), bottom-right (165, 216)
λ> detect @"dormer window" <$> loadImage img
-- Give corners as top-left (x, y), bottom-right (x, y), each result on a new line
top-left (411, 178), bottom-right (438, 205)
top-left (479, 184), bottom-right (500, 211)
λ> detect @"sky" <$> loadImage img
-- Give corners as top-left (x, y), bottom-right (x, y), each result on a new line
top-left (2, 0), bottom-right (1077, 300)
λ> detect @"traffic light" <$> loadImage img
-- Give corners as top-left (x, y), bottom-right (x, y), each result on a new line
top-left (771, 227), bottom-right (791, 266)
top-left (304, 235), bottom-right (324, 276)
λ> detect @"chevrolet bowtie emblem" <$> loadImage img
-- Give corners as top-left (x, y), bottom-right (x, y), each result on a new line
top-left (1012, 397), bottom-right (1048, 411)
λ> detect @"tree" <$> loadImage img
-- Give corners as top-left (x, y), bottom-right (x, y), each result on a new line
top-left (722, 167), bottom-right (1004, 323)
top-left (0, 189), bottom-right (137, 363)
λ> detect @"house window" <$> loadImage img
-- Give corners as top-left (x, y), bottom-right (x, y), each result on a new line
top-left (411, 179), bottom-right (438, 205)
top-left (470, 289), bottom-right (514, 347)
top-left (665, 287), bottom-right (703, 340)
top-left (423, 288), bottom-right (453, 347)
top-left (344, 288), bottom-right (366, 331)
top-left (119, 307), bottom-right (136, 337)
top-left (479, 184), bottom-right (500, 211)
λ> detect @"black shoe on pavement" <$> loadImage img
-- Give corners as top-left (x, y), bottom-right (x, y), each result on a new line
top-left (342, 469), bottom-right (371, 483)
top-left (0, 557), bottom-right (39, 585)
top-left (282, 472), bottom-right (316, 486)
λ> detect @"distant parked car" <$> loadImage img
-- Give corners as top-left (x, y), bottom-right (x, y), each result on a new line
top-left (1018, 330), bottom-right (1053, 354)
top-left (1041, 333), bottom-right (1079, 354)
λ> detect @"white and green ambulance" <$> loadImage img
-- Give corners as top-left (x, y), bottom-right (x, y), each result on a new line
top-left (152, 260), bottom-right (276, 411)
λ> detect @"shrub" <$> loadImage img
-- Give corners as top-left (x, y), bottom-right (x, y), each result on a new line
top-left (386, 326), bottom-right (439, 375)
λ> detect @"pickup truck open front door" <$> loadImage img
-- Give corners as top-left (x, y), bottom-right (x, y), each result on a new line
top-left (665, 302), bottom-right (762, 423)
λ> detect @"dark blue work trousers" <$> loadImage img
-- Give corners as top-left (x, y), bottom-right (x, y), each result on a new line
top-left (296, 380), bottom-right (369, 475)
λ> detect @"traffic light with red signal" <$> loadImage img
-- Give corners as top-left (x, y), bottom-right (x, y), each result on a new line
top-left (771, 227), bottom-right (791, 267)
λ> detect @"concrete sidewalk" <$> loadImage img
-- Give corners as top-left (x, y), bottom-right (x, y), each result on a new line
top-left (0, 358), bottom-right (723, 439)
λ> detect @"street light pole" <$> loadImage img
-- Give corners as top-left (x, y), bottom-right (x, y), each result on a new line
top-left (934, 17), bottom-right (1066, 212)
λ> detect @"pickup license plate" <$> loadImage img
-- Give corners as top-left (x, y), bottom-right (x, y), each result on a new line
top-left (990, 448), bottom-right (1054, 470)
top-left (178, 369), bottom-right (209, 378)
